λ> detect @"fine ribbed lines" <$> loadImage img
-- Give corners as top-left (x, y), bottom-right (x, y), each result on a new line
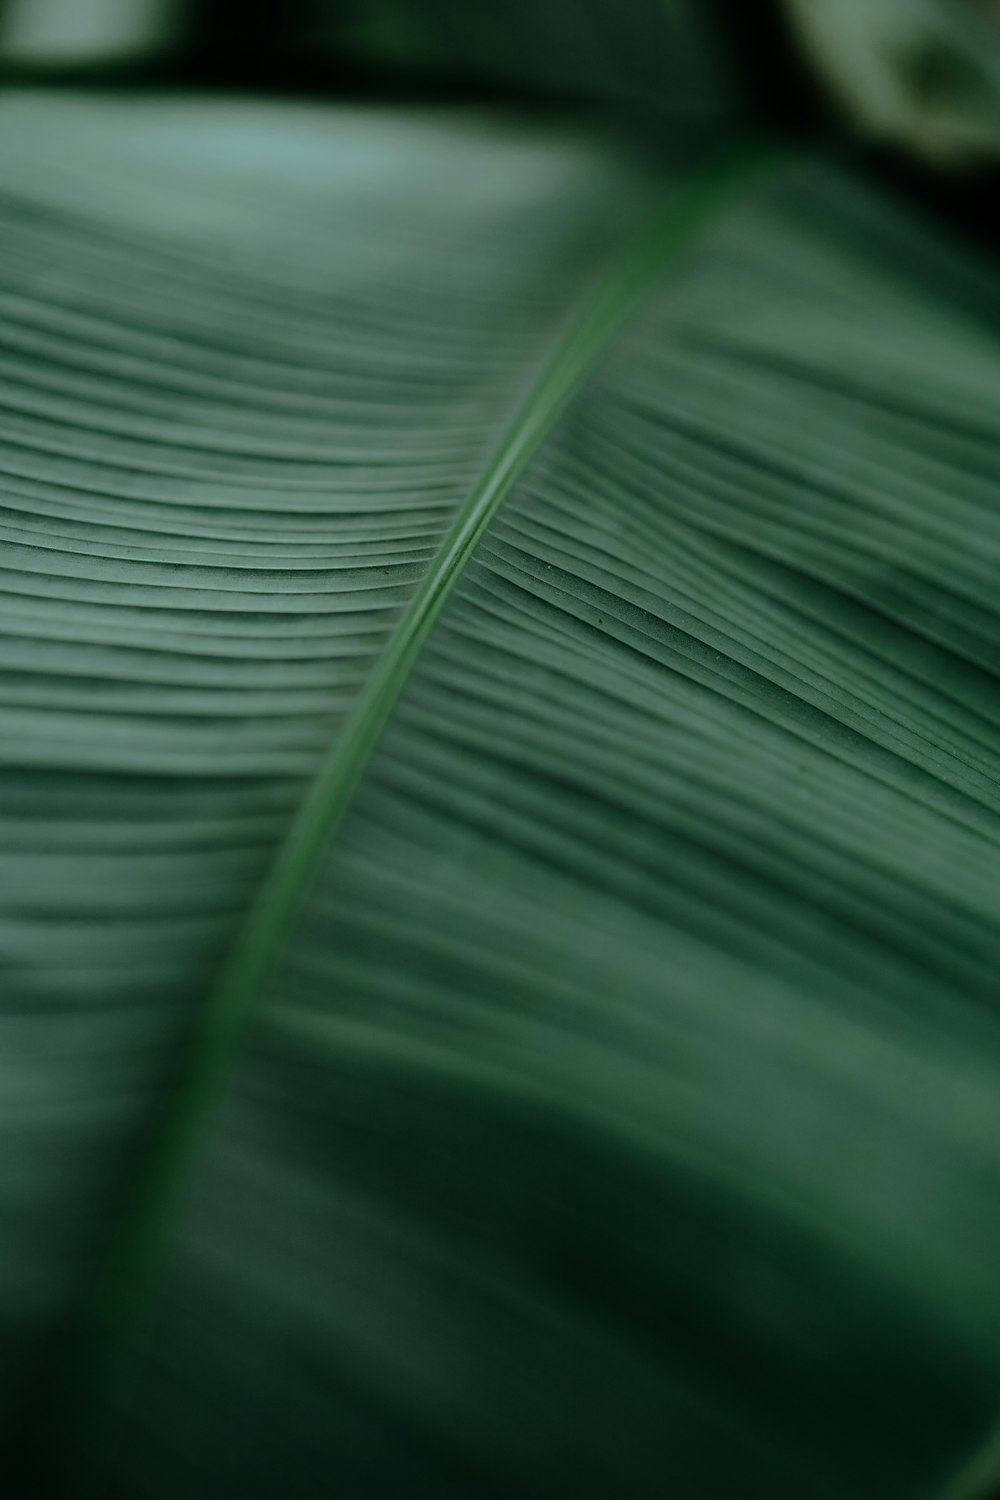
top-left (49, 142), bottom-right (765, 1481)
top-left (0, 91), bottom-right (668, 1479)
top-left (6, 93), bottom-right (1000, 1500)
top-left (100, 153), bottom-right (1000, 1500)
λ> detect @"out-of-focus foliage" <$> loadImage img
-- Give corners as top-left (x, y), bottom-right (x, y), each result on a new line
top-left (4, 84), bottom-right (1000, 1500)
top-left (10, 0), bottom-right (1000, 159)
top-left (320, 0), bottom-right (736, 117)
top-left (785, 0), bottom-right (1000, 157)
top-left (0, 0), bottom-right (740, 120)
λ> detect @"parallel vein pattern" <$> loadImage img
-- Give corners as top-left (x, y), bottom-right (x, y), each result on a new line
top-left (4, 92), bottom-right (1000, 1500)
top-left (63, 143), bottom-right (760, 1432)
top-left (96, 160), bottom-right (1000, 1500)
top-left (0, 90), bottom-right (664, 1464)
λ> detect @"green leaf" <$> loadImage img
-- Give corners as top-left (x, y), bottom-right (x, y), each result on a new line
top-left (4, 88), bottom-right (1000, 1500)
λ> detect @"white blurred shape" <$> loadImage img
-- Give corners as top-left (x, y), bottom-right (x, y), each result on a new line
top-left (1, 0), bottom-right (177, 63)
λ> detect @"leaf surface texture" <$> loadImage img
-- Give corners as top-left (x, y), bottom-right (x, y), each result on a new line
top-left (2, 90), bottom-right (1000, 1500)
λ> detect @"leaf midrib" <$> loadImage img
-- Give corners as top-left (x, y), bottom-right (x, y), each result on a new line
top-left (51, 139), bottom-right (771, 1485)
